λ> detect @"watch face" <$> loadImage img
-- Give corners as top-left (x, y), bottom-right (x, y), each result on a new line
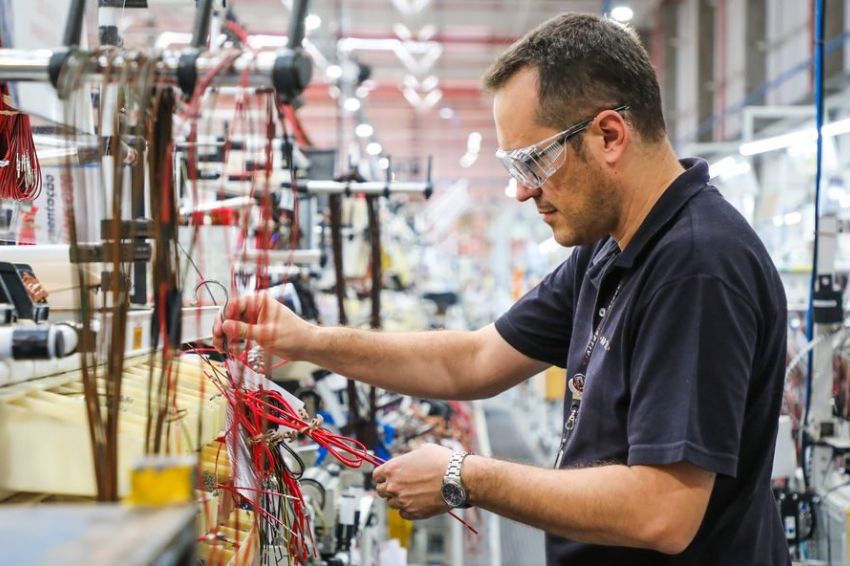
top-left (441, 481), bottom-right (466, 508)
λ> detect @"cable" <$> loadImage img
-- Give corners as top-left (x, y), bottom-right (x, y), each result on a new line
top-left (803, 0), bottom-right (827, 490)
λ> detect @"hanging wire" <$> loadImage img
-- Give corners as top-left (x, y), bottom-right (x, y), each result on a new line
top-left (802, 0), bottom-right (827, 490)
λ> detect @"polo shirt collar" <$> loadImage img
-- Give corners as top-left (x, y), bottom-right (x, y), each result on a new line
top-left (611, 157), bottom-right (709, 270)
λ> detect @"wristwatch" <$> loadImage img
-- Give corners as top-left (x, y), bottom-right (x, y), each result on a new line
top-left (441, 450), bottom-right (471, 509)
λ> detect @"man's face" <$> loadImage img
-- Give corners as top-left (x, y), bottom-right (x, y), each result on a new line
top-left (493, 67), bottom-right (621, 247)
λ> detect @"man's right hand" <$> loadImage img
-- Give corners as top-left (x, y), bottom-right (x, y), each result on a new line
top-left (212, 292), bottom-right (316, 359)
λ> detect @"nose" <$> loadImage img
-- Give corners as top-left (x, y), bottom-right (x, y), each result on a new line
top-left (515, 181), bottom-right (541, 203)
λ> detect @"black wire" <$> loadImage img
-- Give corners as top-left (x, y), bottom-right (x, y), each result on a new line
top-left (176, 239), bottom-right (222, 305)
top-left (193, 278), bottom-right (229, 307)
top-left (278, 440), bottom-right (305, 479)
top-left (299, 478), bottom-right (326, 509)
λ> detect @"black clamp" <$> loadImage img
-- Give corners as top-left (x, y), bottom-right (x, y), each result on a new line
top-left (424, 155), bottom-right (434, 199)
top-left (813, 274), bottom-right (844, 324)
top-left (383, 156), bottom-right (392, 198)
top-left (100, 218), bottom-right (153, 240)
top-left (69, 242), bottom-right (152, 263)
top-left (272, 49), bottom-right (313, 103)
top-left (177, 51), bottom-right (200, 99)
top-left (48, 49), bottom-right (71, 89)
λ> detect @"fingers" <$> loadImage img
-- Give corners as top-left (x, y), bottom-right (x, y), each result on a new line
top-left (224, 293), bottom-right (279, 322)
top-left (213, 294), bottom-right (269, 352)
top-left (223, 295), bottom-right (254, 322)
top-left (212, 317), bottom-right (224, 351)
top-left (373, 463), bottom-right (389, 484)
top-left (221, 320), bottom-right (257, 341)
top-left (212, 319), bottom-right (258, 353)
top-left (375, 481), bottom-right (396, 500)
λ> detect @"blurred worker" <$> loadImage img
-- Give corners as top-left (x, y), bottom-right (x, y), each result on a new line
top-left (215, 13), bottom-right (789, 565)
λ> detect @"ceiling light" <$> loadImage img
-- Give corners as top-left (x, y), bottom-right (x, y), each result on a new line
top-left (325, 65), bottom-right (343, 80)
top-left (439, 107), bottom-right (454, 119)
top-left (504, 178), bottom-right (517, 198)
top-left (378, 157), bottom-right (390, 169)
top-left (421, 75), bottom-right (439, 91)
top-left (355, 123), bottom-right (374, 138)
top-left (739, 117), bottom-right (850, 156)
top-left (459, 153), bottom-right (477, 168)
top-left (343, 97), bottom-right (361, 112)
top-left (305, 14), bottom-right (322, 31)
top-left (610, 6), bottom-right (634, 22)
top-left (784, 211), bottom-right (802, 225)
top-left (367, 142), bottom-right (383, 156)
top-left (467, 132), bottom-right (482, 152)
top-left (708, 156), bottom-right (751, 180)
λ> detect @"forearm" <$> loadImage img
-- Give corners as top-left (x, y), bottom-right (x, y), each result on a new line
top-left (300, 326), bottom-right (482, 400)
top-left (463, 456), bottom-right (705, 554)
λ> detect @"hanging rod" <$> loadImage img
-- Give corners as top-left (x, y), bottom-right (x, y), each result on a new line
top-left (0, 48), bottom-right (305, 93)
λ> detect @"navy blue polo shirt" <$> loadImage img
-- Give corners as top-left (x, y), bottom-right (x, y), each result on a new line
top-left (495, 158), bottom-right (790, 565)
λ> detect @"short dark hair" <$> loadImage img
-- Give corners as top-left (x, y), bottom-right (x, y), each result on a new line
top-left (482, 13), bottom-right (666, 143)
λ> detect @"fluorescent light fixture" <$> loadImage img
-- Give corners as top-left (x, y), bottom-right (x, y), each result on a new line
top-left (709, 156), bottom-right (752, 180)
top-left (343, 97), bottom-right (361, 112)
top-left (355, 123), bottom-right (374, 138)
top-left (325, 65), bottom-right (343, 80)
top-left (610, 6), bottom-right (634, 22)
top-left (740, 117), bottom-right (850, 156)
top-left (505, 178), bottom-right (517, 198)
top-left (367, 142), bottom-right (383, 156)
top-left (305, 14), bottom-right (322, 31)
top-left (772, 211), bottom-right (804, 226)
top-left (827, 180), bottom-right (845, 200)
top-left (467, 132), bottom-right (482, 152)
top-left (459, 153), bottom-right (477, 168)
top-left (784, 211), bottom-right (802, 225)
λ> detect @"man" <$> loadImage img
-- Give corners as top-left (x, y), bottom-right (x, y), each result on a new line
top-left (214, 13), bottom-right (790, 565)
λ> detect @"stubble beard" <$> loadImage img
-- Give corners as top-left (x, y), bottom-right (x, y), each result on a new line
top-left (551, 172), bottom-right (621, 248)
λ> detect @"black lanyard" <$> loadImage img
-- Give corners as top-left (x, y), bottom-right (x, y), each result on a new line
top-left (554, 279), bottom-right (623, 468)
top-left (569, 280), bottom-right (624, 406)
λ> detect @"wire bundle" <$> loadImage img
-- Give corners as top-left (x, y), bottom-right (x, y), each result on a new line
top-left (233, 370), bottom-right (479, 536)
top-left (0, 81), bottom-right (41, 201)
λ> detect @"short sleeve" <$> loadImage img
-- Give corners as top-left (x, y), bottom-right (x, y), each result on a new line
top-left (494, 252), bottom-right (578, 368)
top-left (627, 274), bottom-right (757, 477)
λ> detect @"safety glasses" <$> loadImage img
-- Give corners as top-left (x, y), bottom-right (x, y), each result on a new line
top-left (495, 104), bottom-right (631, 189)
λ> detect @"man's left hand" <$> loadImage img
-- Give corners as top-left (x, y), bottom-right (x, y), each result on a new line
top-left (373, 443), bottom-right (453, 520)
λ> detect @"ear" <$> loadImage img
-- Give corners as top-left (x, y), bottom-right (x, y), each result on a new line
top-left (593, 110), bottom-right (628, 165)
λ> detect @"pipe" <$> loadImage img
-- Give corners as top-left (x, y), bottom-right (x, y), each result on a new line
top-left (190, 0), bottom-right (214, 49)
top-left (63, 0), bottom-right (87, 47)
top-left (188, 177), bottom-right (432, 196)
top-left (0, 48), bottom-right (280, 88)
top-left (287, 0), bottom-right (310, 50)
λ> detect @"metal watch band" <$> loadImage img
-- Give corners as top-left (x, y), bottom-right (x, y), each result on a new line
top-left (444, 450), bottom-right (470, 507)
top-left (445, 450), bottom-right (468, 482)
